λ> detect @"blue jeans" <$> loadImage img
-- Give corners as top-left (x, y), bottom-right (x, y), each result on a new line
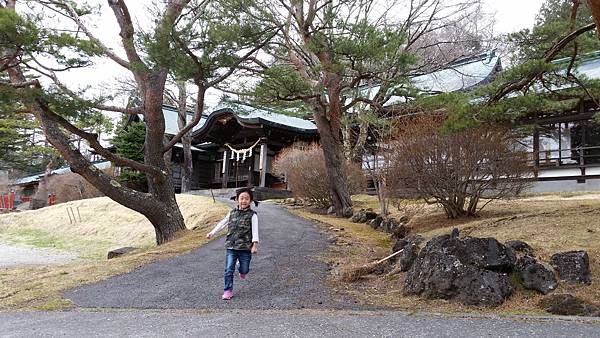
top-left (224, 249), bottom-right (252, 291)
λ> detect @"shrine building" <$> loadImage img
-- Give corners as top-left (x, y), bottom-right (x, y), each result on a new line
top-left (163, 100), bottom-right (319, 194)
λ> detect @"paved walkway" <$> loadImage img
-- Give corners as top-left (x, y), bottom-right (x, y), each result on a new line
top-left (64, 201), bottom-right (357, 310)
top-left (0, 243), bottom-right (76, 268)
top-left (2, 310), bottom-right (600, 337)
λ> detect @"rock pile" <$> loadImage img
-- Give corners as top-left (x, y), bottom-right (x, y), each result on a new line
top-left (350, 208), bottom-right (378, 223)
top-left (390, 229), bottom-right (593, 307)
top-left (403, 233), bottom-right (515, 306)
top-left (540, 294), bottom-right (600, 316)
top-left (550, 251), bottom-right (592, 285)
top-left (348, 208), bottom-right (411, 239)
top-left (391, 235), bottom-right (423, 272)
top-left (515, 255), bottom-right (557, 294)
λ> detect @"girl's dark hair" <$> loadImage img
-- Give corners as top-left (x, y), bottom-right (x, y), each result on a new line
top-left (231, 187), bottom-right (259, 206)
top-left (236, 187), bottom-right (253, 200)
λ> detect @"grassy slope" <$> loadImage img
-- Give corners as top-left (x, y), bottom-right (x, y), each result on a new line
top-left (0, 195), bottom-right (225, 259)
top-left (0, 195), bottom-right (229, 311)
top-left (292, 193), bottom-right (600, 315)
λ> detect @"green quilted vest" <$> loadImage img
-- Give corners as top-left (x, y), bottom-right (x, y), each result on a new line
top-left (225, 207), bottom-right (256, 250)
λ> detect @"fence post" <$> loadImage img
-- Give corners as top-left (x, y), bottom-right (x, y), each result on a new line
top-left (9, 190), bottom-right (14, 209)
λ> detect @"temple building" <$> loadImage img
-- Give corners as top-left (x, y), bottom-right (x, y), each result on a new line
top-left (513, 52), bottom-right (600, 192)
top-left (167, 100), bottom-right (318, 191)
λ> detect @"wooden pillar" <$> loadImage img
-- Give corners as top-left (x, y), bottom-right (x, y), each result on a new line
top-left (259, 138), bottom-right (268, 187)
top-left (248, 151), bottom-right (254, 187)
top-left (580, 123), bottom-right (587, 178)
top-left (533, 127), bottom-right (539, 178)
top-left (221, 149), bottom-right (229, 188)
top-left (557, 123), bottom-right (562, 166)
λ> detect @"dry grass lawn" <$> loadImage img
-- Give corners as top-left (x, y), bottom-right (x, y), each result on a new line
top-left (0, 195), bottom-right (225, 259)
top-left (0, 195), bottom-right (228, 311)
top-left (292, 193), bottom-right (600, 315)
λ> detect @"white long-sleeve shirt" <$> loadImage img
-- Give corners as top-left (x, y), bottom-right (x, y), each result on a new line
top-left (208, 210), bottom-right (259, 242)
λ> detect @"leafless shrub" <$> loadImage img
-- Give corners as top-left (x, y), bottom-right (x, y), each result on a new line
top-left (387, 115), bottom-right (532, 218)
top-left (392, 198), bottom-right (426, 221)
top-left (273, 143), bottom-right (366, 209)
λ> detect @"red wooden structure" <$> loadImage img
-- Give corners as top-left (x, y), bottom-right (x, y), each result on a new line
top-left (0, 191), bottom-right (15, 210)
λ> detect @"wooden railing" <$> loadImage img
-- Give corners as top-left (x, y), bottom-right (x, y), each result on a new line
top-left (529, 145), bottom-right (600, 168)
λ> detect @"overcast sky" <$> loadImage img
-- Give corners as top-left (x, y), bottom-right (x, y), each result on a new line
top-left (484, 0), bottom-right (544, 33)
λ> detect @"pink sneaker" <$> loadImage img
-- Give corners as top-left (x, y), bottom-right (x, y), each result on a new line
top-left (239, 273), bottom-right (246, 280)
top-left (222, 290), bottom-right (233, 300)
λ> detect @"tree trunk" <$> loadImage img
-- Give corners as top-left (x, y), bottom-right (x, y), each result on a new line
top-left (176, 81), bottom-right (193, 193)
top-left (181, 133), bottom-right (193, 192)
top-left (32, 159), bottom-right (52, 208)
top-left (342, 117), bottom-right (369, 164)
top-left (143, 73), bottom-right (187, 243)
top-left (439, 197), bottom-right (467, 219)
top-left (312, 108), bottom-right (353, 216)
top-left (467, 196), bottom-right (479, 216)
top-left (350, 118), bottom-right (370, 164)
top-left (8, 66), bottom-right (186, 244)
top-left (587, 0), bottom-right (600, 38)
top-left (163, 135), bottom-right (173, 170)
top-left (376, 178), bottom-right (388, 216)
top-left (342, 124), bottom-right (353, 162)
top-left (142, 187), bottom-right (187, 244)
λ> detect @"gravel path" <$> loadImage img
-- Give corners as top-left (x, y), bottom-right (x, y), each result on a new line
top-left (2, 310), bottom-right (600, 337)
top-left (64, 201), bottom-right (358, 310)
top-left (0, 243), bottom-right (76, 268)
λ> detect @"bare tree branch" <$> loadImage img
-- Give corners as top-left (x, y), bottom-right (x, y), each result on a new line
top-left (0, 79), bottom-right (38, 88)
top-left (23, 56), bottom-right (143, 115)
top-left (207, 27), bottom-right (281, 87)
top-left (38, 101), bottom-right (164, 178)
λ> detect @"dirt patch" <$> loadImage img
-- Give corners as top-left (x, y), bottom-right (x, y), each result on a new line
top-left (0, 244), bottom-right (77, 268)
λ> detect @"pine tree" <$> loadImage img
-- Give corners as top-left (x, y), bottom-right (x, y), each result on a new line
top-left (112, 117), bottom-right (147, 192)
top-left (508, 0), bottom-right (600, 63)
top-left (1, 1), bottom-right (278, 244)
top-left (249, 0), bottom-right (485, 215)
top-left (0, 72), bottom-right (56, 173)
top-left (416, 0), bottom-right (600, 129)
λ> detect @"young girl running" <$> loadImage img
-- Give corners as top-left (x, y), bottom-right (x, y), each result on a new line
top-left (206, 187), bottom-right (259, 300)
